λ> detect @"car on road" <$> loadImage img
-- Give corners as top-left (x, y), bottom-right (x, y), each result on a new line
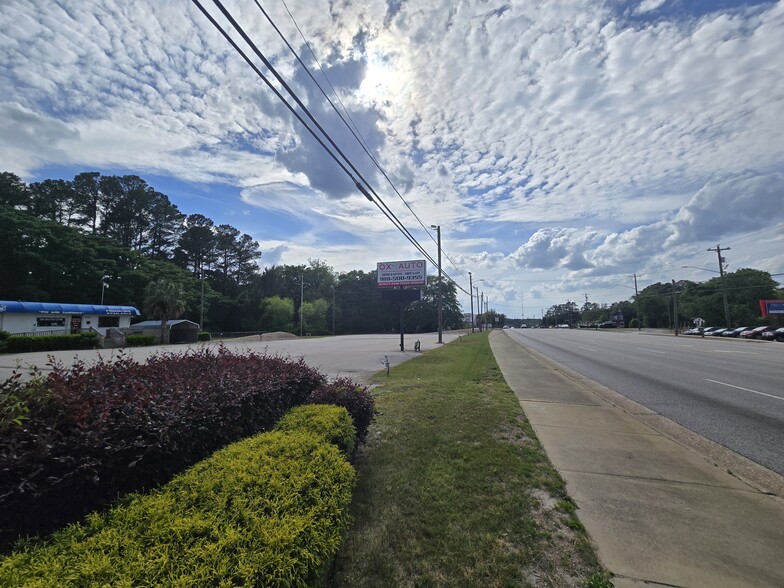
top-left (761, 327), bottom-right (784, 342)
top-left (740, 326), bottom-right (771, 339)
top-left (722, 326), bottom-right (749, 337)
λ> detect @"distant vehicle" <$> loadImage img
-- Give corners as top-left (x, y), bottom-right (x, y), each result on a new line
top-left (740, 326), bottom-right (771, 339)
top-left (761, 327), bottom-right (784, 342)
top-left (722, 326), bottom-right (748, 338)
top-left (520, 324), bottom-right (528, 329)
top-left (708, 328), bottom-right (729, 336)
top-left (598, 321), bottom-right (616, 329)
top-left (556, 324), bottom-right (570, 329)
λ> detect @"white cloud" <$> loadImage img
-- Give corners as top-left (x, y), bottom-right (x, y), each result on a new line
top-left (1, 0), bottom-right (783, 312)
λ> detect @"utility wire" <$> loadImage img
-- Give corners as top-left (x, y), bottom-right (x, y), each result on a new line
top-left (262, 0), bottom-right (469, 285)
top-left (196, 0), bottom-right (471, 295)
top-left (194, 0), bottom-right (442, 275)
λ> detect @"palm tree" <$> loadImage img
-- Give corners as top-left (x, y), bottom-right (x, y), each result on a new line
top-left (143, 279), bottom-right (186, 344)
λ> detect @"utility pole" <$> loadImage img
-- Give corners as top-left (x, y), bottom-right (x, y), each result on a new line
top-left (632, 273), bottom-right (641, 331)
top-left (708, 244), bottom-right (732, 328)
top-left (672, 278), bottom-right (679, 336)
top-left (479, 291), bottom-right (484, 332)
top-left (521, 290), bottom-right (524, 325)
top-left (469, 272), bottom-right (475, 333)
top-left (332, 285), bottom-right (336, 335)
top-left (431, 225), bottom-right (443, 343)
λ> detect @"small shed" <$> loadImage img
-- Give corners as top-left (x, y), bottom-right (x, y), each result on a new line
top-left (130, 320), bottom-right (200, 344)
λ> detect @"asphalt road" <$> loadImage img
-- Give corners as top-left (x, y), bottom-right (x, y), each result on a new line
top-left (505, 328), bottom-right (784, 476)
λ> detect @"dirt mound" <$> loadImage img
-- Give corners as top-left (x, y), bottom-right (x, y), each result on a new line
top-left (225, 331), bottom-right (298, 342)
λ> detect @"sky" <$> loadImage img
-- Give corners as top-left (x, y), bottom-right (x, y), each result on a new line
top-left (2, 0), bottom-right (783, 318)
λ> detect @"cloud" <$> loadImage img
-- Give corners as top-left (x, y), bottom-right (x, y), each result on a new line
top-left (635, 0), bottom-right (668, 15)
top-left (667, 170), bottom-right (784, 245)
top-left (510, 227), bottom-right (601, 270)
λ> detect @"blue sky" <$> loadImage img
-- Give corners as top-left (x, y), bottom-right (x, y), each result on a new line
top-left (2, 0), bottom-right (783, 318)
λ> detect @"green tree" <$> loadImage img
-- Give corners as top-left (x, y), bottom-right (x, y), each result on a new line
top-left (261, 296), bottom-right (294, 332)
top-left (143, 279), bottom-right (186, 344)
top-left (0, 172), bottom-right (30, 209)
top-left (301, 299), bottom-right (329, 335)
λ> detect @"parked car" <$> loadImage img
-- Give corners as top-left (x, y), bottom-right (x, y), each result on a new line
top-left (722, 326), bottom-right (748, 337)
top-left (761, 327), bottom-right (784, 342)
top-left (709, 327), bottom-right (729, 336)
top-left (740, 326), bottom-right (771, 339)
top-left (598, 321), bottom-right (616, 328)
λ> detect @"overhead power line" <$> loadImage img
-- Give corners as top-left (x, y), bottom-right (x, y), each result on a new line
top-left (192, 0), bottom-right (471, 295)
top-left (192, 0), bottom-right (440, 273)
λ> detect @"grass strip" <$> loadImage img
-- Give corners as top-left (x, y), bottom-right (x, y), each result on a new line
top-left (333, 332), bottom-right (612, 587)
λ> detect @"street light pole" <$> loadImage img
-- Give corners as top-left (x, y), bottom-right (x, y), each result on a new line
top-left (300, 273), bottom-right (304, 337)
top-left (430, 224), bottom-right (443, 343)
top-left (100, 275), bottom-right (111, 305)
top-left (469, 272), bottom-right (474, 333)
top-left (332, 285), bottom-right (336, 335)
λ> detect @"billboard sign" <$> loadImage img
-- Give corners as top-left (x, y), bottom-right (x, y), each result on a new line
top-left (759, 300), bottom-right (784, 316)
top-left (376, 259), bottom-right (427, 288)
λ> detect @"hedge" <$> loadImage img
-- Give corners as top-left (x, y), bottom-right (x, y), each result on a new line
top-left (306, 377), bottom-right (376, 443)
top-left (124, 334), bottom-right (155, 347)
top-left (4, 332), bottom-right (100, 353)
top-left (0, 427), bottom-right (357, 587)
top-left (277, 404), bottom-right (356, 457)
top-left (0, 347), bottom-right (328, 547)
top-left (197, 331), bottom-right (212, 341)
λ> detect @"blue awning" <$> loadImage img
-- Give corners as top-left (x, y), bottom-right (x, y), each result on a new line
top-left (0, 301), bottom-right (140, 316)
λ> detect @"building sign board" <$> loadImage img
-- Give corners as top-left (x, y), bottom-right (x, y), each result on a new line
top-left (376, 259), bottom-right (427, 288)
top-left (759, 300), bottom-right (784, 316)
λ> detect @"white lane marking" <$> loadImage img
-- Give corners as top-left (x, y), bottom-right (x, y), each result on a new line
top-left (713, 350), bottom-right (758, 355)
top-left (638, 347), bottom-right (666, 354)
top-left (705, 379), bottom-right (782, 401)
top-left (578, 345), bottom-right (598, 352)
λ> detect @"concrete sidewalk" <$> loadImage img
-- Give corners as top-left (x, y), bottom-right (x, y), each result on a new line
top-left (489, 331), bottom-right (784, 588)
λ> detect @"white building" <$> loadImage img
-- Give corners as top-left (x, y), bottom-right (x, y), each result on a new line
top-left (0, 300), bottom-right (140, 336)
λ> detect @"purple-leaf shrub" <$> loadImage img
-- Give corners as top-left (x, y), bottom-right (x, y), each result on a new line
top-left (306, 377), bottom-right (376, 443)
top-left (0, 346), bottom-right (328, 548)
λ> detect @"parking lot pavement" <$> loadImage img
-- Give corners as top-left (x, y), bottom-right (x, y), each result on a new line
top-left (0, 331), bottom-right (470, 383)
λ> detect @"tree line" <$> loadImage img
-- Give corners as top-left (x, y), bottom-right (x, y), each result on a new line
top-left (541, 269), bottom-right (782, 329)
top-left (0, 171), bottom-right (463, 335)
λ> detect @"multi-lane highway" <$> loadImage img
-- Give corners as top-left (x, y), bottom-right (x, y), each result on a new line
top-left (505, 328), bottom-right (784, 475)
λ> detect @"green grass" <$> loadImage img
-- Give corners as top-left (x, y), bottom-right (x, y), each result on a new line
top-left (332, 332), bottom-right (611, 587)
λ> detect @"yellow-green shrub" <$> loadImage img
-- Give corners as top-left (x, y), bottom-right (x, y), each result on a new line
top-left (0, 430), bottom-right (356, 587)
top-left (276, 404), bottom-right (357, 456)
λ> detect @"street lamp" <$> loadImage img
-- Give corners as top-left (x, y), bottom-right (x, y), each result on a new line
top-left (100, 275), bottom-right (111, 305)
top-left (430, 224), bottom-right (443, 343)
top-left (682, 264), bottom-right (731, 327)
top-left (300, 273), bottom-right (305, 337)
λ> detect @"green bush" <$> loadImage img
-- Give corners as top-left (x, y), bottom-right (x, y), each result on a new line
top-left (276, 404), bottom-right (356, 456)
top-left (197, 331), bottom-right (211, 341)
top-left (125, 334), bottom-right (156, 347)
top-left (0, 429), bottom-right (356, 587)
top-left (0, 330), bottom-right (10, 341)
top-left (5, 333), bottom-right (99, 353)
